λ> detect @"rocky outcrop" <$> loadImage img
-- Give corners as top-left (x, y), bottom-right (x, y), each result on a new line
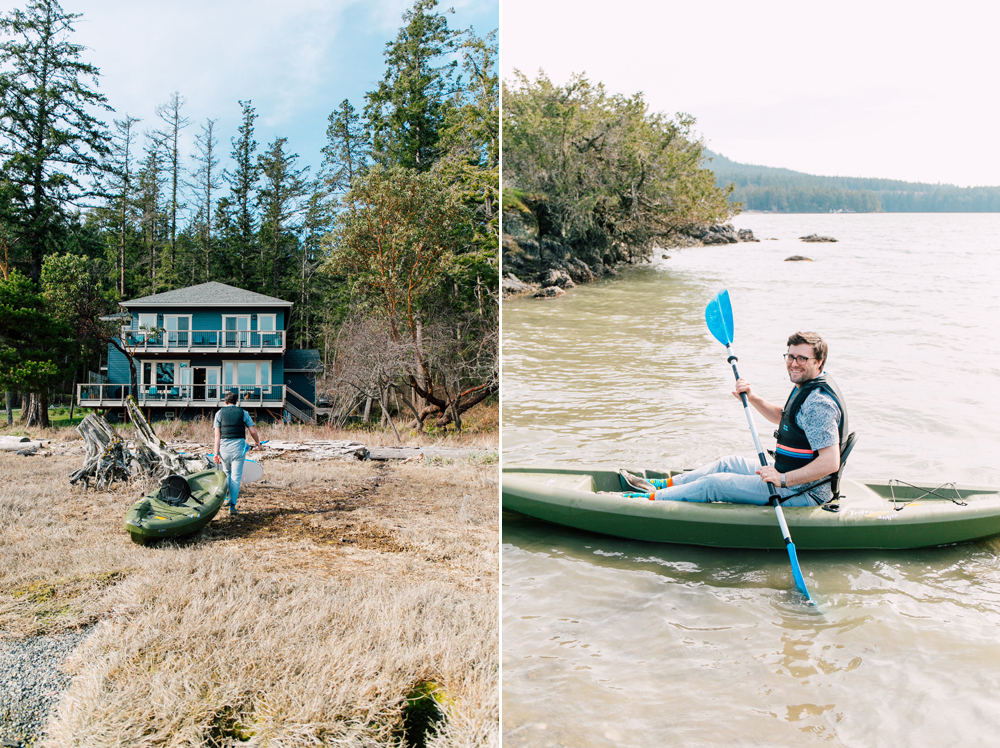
top-left (533, 286), bottom-right (566, 299)
top-left (502, 228), bottom-right (615, 300)
top-left (799, 234), bottom-right (837, 243)
top-left (784, 255), bottom-right (813, 262)
top-left (543, 268), bottom-right (575, 289)
top-left (502, 202), bottom-right (762, 302)
top-left (680, 224), bottom-right (760, 246)
top-left (502, 273), bottom-right (537, 299)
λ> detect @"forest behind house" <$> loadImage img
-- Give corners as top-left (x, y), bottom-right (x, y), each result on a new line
top-left (0, 0), bottom-right (499, 431)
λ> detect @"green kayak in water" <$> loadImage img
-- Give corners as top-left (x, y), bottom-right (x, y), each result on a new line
top-left (502, 465), bottom-right (1000, 550)
top-left (125, 469), bottom-right (228, 545)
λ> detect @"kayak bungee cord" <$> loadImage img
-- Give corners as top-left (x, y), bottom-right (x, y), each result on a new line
top-left (888, 479), bottom-right (967, 511)
top-left (705, 289), bottom-right (814, 603)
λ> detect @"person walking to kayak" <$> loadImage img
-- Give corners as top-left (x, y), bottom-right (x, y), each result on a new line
top-left (213, 391), bottom-right (263, 514)
top-left (625, 332), bottom-right (848, 506)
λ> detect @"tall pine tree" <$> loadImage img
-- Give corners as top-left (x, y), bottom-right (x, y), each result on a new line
top-left (0, 0), bottom-right (111, 281)
top-left (322, 99), bottom-right (369, 199)
top-left (222, 100), bottom-right (259, 287)
top-left (364, 0), bottom-right (458, 172)
top-left (257, 137), bottom-right (309, 297)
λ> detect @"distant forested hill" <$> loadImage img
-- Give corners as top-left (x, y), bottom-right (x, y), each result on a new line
top-left (704, 151), bottom-right (1000, 212)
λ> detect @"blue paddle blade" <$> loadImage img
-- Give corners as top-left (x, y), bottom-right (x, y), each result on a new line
top-left (786, 542), bottom-right (813, 601)
top-left (705, 290), bottom-right (735, 346)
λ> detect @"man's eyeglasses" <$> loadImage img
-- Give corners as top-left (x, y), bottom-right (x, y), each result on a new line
top-left (783, 354), bottom-right (816, 365)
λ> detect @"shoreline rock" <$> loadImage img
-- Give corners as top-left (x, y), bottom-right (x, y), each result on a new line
top-left (502, 216), bottom-right (761, 301)
top-left (679, 223), bottom-right (760, 245)
top-left (502, 273), bottom-right (537, 300)
top-left (799, 234), bottom-right (838, 243)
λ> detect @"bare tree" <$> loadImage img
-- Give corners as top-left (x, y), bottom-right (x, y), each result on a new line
top-left (106, 114), bottom-right (141, 295)
top-left (189, 118), bottom-right (221, 281)
top-left (322, 313), bottom-right (406, 442)
top-left (154, 91), bottom-right (191, 267)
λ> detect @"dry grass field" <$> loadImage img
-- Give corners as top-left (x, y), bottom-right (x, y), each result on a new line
top-left (0, 411), bottom-right (498, 747)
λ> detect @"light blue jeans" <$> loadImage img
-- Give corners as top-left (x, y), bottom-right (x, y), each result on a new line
top-left (218, 438), bottom-right (247, 506)
top-left (652, 455), bottom-right (819, 507)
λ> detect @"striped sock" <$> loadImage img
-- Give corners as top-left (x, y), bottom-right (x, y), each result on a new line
top-left (623, 492), bottom-right (656, 500)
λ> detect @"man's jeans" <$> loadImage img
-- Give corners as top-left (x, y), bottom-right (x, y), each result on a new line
top-left (218, 438), bottom-right (247, 507)
top-left (652, 455), bottom-right (819, 507)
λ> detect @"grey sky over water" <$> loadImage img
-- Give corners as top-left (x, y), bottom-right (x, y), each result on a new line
top-left (38, 0), bottom-right (497, 181)
top-left (501, 0), bottom-right (1000, 187)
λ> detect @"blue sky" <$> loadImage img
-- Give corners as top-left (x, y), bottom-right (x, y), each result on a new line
top-left (53, 0), bottom-right (497, 193)
top-left (502, 0), bottom-right (1000, 188)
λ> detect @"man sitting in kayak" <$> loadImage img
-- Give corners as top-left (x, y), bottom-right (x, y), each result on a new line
top-left (624, 331), bottom-right (847, 507)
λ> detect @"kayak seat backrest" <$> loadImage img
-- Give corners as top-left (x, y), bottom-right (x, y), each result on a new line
top-left (159, 474), bottom-right (192, 506)
top-left (831, 432), bottom-right (858, 500)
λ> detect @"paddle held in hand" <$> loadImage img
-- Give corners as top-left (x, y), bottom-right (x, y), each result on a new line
top-left (705, 289), bottom-right (813, 601)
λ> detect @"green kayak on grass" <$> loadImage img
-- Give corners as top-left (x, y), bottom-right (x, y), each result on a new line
top-left (502, 465), bottom-right (1000, 550)
top-left (124, 469), bottom-right (228, 545)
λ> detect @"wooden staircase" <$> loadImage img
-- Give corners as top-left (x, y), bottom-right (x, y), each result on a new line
top-left (284, 386), bottom-right (317, 425)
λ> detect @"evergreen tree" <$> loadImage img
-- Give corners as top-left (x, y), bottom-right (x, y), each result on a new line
top-left (0, 269), bottom-right (72, 426)
top-left (136, 139), bottom-right (167, 292)
top-left (223, 100), bottom-right (259, 286)
top-left (322, 99), bottom-right (369, 199)
top-left (0, 0), bottom-right (111, 281)
top-left (297, 182), bottom-right (334, 347)
top-left (257, 137), bottom-right (309, 297)
top-left (433, 28), bottom-right (499, 317)
top-left (364, 0), bottom-right (458, 172)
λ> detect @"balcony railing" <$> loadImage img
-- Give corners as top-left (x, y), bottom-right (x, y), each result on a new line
top-left (77, 383), bottom-right (286, 408)
top-left (122, 329), bottom-right (285, 353)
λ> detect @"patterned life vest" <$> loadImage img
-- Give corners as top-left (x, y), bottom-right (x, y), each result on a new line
top-left (772, 373), bottom-right (848, 475)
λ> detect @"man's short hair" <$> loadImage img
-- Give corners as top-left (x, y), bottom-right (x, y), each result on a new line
top-left (787, 331), bottom-right (827, 369)
top-left (224, 391), bottom-right (239, 405)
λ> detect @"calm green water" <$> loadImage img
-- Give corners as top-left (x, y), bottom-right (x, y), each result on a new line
top-left (501, 214), bottom-right (1000, 747)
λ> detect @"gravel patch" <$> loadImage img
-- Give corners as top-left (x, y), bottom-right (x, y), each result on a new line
top-left (0, 628), bottom-right (92, 747)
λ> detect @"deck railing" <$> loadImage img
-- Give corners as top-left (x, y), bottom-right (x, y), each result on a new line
top-left (122, 329), bottom-right (285, 353)
top-left (77, 383), bottom-right (286, 408)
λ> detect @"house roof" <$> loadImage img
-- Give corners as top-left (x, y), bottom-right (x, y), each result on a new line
top-left (284, 349), bottom-right (322, 372)
top-left (122, 282), bottom-right (293, 308)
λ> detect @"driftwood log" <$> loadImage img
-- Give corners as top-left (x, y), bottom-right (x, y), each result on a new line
top-left (69, 414), bottom-right (133, 490)
top-left (70, 400), bottom-right (210, 490)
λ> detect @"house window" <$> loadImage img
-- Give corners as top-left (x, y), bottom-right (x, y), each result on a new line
top-left (223, 315), bottom-right (250, 347)
top-left (137, 312), bottom-right (158, 343)
top-left (164, 315), bottom-right (191, 347)
top-left (224, 361), bottom-right (271, 392)
top-left (140, 360), bottom-right (189, 396)
top-left (258, 314), bottom-right (278, 347)
top-left (157, 362), bottom-right (175, 385)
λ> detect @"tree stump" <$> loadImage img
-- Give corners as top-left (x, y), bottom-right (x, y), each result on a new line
top-left (70, 399), bottom-right (209, 490)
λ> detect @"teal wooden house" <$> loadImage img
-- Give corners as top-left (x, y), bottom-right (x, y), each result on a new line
top-left (76, 282), bottom-right (322, 423)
